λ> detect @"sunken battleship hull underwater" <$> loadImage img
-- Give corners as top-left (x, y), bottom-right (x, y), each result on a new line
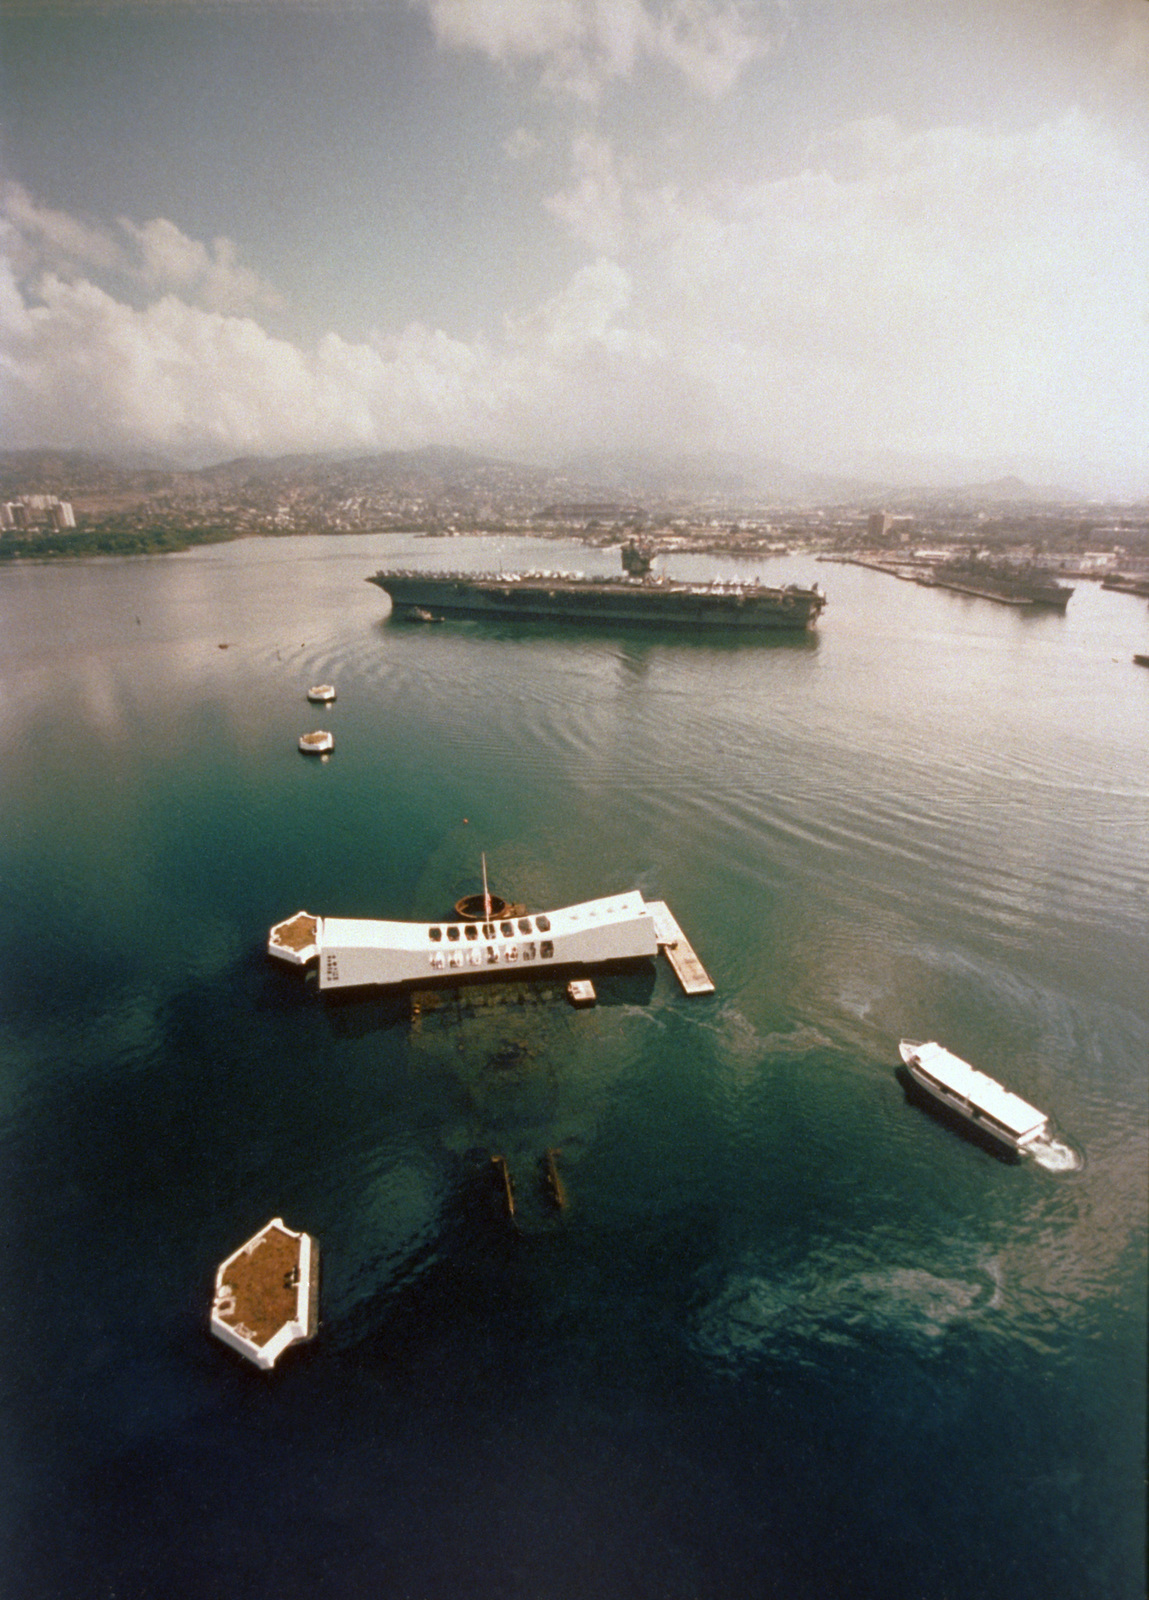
top-left (369, 542), bottom-right (826, 631)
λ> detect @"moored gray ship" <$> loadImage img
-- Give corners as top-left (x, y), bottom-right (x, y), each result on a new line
top-left (929, 554), bottom-right (1074, 609)
top-left (369, 544), bottom-right (825, 631)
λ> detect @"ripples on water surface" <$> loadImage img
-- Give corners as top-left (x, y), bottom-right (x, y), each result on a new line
top-left (0, 537), bottom-right (1145, 1599)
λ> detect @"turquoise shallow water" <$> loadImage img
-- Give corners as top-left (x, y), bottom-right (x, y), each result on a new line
top-left (1, 535), bottom-right (1146, 1598)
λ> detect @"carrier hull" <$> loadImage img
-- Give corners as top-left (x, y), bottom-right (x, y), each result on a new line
top-left (370, 570), bottom-right (824, 630)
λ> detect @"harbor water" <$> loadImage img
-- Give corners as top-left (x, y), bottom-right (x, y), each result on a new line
top-left (1, 535), bottom-right (1146, 1599)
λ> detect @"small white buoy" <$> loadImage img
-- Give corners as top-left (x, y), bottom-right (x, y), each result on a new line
top-left (299, 730), bottom-right (334, 755)
top-left (307, 684), bottom-right (337, 703)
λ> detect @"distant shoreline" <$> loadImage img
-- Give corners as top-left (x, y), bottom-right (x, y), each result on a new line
top-left (0, 524), bottom-right (241, 562)
top-left (0, 525), bottom-right (1141, 583)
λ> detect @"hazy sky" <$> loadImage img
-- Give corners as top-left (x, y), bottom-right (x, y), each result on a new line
top-left (2, 0), bottom-right (1147, 491)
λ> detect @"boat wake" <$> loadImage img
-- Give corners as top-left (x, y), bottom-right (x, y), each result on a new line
top-left (1025, 1134), bottom-right (1082, 1173)
top-left (693, 1253), bottom-right (1006, 1366)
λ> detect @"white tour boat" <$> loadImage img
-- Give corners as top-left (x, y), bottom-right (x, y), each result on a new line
top-left (269, 889), bottom-right (660, 991)
top-left (307, 684), bottom-right (337, 703)
top-left (899, 1039), bottom-right (1049, 1152)
top-left (298, 729), bottom-right (334, 754)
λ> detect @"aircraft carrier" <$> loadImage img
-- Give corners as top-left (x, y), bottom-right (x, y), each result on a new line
top-left (369, 543), bottom-right (825, 631)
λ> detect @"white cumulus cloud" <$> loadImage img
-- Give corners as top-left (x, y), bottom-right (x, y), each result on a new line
top-left (417, 0), bottom-right (772, 98)
top-left (544, 134), bottom-right (634, 253)
top-left (1, 183), bottom-right (283, 319)
top-left (1, 101), bottom-right (1146, 495)
top-left (539, 110), bottom-right (1149, 476)
top-left (119, 217), bottom-right (285, 316)
top-left (0, 182), bottom-right (124, 281)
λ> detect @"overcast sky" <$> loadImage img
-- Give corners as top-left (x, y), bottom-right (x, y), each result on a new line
top-left (1, 0), bottom-right (1146, 492)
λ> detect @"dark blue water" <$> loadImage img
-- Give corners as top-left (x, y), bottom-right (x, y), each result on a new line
top-left (1, 537), bottom-right (1146, 1599)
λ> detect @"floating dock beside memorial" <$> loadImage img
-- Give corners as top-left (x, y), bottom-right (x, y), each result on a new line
top-left (647, 901), bottom-right (715, 995)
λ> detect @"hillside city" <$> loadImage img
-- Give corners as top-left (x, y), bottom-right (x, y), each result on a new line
top-left (1, 448), bottom-right (1147, 584)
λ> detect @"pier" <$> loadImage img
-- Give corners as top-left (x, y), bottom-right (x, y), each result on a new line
top-left (647, 901), bottom-right (715, 995)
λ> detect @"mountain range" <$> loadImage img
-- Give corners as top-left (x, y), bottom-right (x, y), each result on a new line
top-left (0, 446), bottom-right (1121, 512)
